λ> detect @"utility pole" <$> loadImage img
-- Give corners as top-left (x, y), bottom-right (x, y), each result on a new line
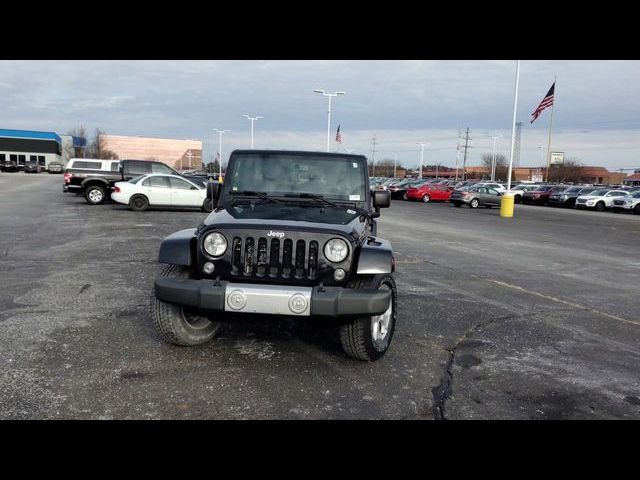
top-left (371, 134), bottom-right (377, 176)
top-left (460, 127), bottom-right (472, 180)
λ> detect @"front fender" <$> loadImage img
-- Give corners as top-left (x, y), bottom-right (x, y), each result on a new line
top-left (356, 237), bottom-right (394, 274)
top-left (158, 228), bottom-right (197, 266)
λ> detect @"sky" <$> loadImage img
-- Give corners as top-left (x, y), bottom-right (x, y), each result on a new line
top-left (1, 60), bottom-right (639, 172)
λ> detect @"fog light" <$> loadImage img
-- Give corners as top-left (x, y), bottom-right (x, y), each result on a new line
top-left (227, 290), bottom-right (247, 311)
top-left (203, 262), bottom-right (215, 274)
top-left (334, 268), bottom-right (346, 281)
top-left (288, 294), bottom-right (308, 314)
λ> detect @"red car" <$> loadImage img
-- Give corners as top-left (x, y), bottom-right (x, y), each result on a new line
top-left (405, 182), bottom-right (453, 203)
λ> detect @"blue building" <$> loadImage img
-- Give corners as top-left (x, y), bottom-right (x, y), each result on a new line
top-left (0, 128), bottom-right (65, 170)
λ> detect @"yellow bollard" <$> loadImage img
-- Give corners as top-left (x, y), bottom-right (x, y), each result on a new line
top-left (500, 192), bottom-right (515, 218)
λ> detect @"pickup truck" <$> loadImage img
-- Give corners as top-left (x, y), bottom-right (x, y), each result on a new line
top-left (63, 158), bottom-right (211, 204)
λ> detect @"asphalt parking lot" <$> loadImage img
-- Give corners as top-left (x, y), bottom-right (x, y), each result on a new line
top-left (1, 172), bottom-right (639, 419)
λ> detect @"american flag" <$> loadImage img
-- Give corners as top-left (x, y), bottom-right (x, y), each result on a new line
top-left (335, 124), bottom-right (342, 143)
top-left (530, 82), bottom-right (555, 124)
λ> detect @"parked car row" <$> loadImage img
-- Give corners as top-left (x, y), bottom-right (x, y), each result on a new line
top-left (0, 160), bottom-right (64, 173)
top-left (63, 158), bottom-right (216, 211)
top-left (370, 176), bottom-right (640, 215)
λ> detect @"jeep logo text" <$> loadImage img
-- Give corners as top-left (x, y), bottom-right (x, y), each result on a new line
top-left (267, 230), bottom-right (285, 238)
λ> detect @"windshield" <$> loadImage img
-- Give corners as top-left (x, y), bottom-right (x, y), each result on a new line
top-left (224, 153), bottom-right (367, 202)
top-left (632, 191), bottom-right (640, 198)
top-left (588, 189), bottom-right (609, 196)
top-left (128, 175), bottom-right (146, 184)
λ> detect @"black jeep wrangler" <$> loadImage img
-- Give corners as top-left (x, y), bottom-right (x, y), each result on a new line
top-left (150, 150), bottom-right (397, 361)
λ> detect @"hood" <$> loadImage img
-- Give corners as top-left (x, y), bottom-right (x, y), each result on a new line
top-left (202, 205), bottom-right (368, 242)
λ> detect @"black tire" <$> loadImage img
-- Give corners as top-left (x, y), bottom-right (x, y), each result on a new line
top-left (150, 264), bottom-right (223, 346)
top-left (595, 201), bottom-right (605, 212)
top-left (470, 198), bottom-right (479, 209)
top-left (634, 204), bottom-right (640, 215)
top-left (85, 185), bottom-right (106, 205)
top-left (339, 274), bottom-right (397, 361)
top-left (514, 195), bottom-right (521, 204)
top-left (566, 199), bottom-right (576, 208)
top-left (129, 194), bottom-right (149, 211)
top-left (452, 201), bottom-right (462, 208)
top-left (422, 194), bottom-right (430, 203)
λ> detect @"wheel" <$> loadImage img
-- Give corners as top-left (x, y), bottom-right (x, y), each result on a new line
top-left (85, 185), bottom-right (106, 205)
top-left (452, 201), bottom-right (462, 208)
top-left (202, 198), bottom-right (213, 212)
top-left (634, 204), bottom-right (640, 215)
top-left (595, 201), bottom-right (605, 212)
top-left (470, 198), bottom-right (479, 209)
top-left (422, 194), bottom-right (430, 203)
top-left (129, 194), bottom-right (149, 211)
top-left (402, 192), bottom-right (408, 201)
top-left (566, 199), bottom-right (576, 208)
top-left (150, 264), bottom-right (224, 346)
top-left (514, 195), bottom-right (521, 204)
top-left (339, 274), bottom-right (397, 361)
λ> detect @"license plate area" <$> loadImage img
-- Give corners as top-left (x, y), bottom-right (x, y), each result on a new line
top-left (224, 283), bottom-right (312, 316)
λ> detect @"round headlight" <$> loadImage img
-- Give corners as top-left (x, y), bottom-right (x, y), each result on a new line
top-left (324, 238), bottom-right (349, 263)
top-left (203, 232), bottom-right (227, 257)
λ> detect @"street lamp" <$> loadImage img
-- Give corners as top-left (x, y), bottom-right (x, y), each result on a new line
top-left (314, 89), bottom-right (345, 152)
top-left (242, 115), bottom-right (263, 149)
top-left (213, 128), bottom-right (230, 178)
top-left (486, 134), bottom-right (503, 181)
top-left (416, 142), bottom-right (429, 179)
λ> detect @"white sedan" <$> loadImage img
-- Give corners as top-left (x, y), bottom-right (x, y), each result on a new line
top-left (575, 188), bottom-right (629, 211)
top-left (112, 174), bottom-right (211, 211)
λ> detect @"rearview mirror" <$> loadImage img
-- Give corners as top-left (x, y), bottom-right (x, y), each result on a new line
top-left (373, 190), bottom-right (391, 208)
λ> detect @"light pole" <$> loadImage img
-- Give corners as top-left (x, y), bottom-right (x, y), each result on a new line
top-left (486, 134), bottom-right (503, 181)
top-left (213, 128), bottom-right (230, 178)
top-left (314, 89), bottom-right (345, 152)
top-left (506, 60), bottom-right (521, 193)
top-left (242, 115), bottom-right (262, 149)
top-left (416, 142), bottom-right (429, 179)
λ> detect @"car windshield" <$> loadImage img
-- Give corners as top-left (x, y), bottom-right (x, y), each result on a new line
top-left (224, 153), bottom-right (367, 202)
top-left (563, 187), bottom-right (581, 193)
top-left (128, 175), bottom-right (146, 184)
top-left (631, 191), bottom-right (640, 198)
top-left (589, 189), bottom-right (609, 196)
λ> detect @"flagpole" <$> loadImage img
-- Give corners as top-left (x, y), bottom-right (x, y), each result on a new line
top-left (544, 76), bottom-right (557, 182)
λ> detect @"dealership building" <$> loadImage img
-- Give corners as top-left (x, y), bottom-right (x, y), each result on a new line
top-left (0, 128), bottom-right (65, 169)
top-left (0, 128), bottom-right (87, 169)
top-left (100, 134), bottom-right (203, 171)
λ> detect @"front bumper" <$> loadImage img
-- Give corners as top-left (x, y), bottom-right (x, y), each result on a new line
top-left (154, 278), bottom-right (392, 318)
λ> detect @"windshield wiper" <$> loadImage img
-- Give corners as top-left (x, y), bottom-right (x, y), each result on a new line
top-left (285, 193), bottom-right (373, 221)
top-left (230, 190), bottom-right (282, 204)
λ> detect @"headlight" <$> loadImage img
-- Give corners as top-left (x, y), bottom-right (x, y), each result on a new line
top-left (203, 232), bottom-right (227, 257)
top-left (324, 238), bottom-right (349, 263)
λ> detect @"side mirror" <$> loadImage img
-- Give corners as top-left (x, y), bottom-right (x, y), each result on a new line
top-left (207, 181), bottom-right (221, 201)
top-left (373, 190), bottom-right (391, 208)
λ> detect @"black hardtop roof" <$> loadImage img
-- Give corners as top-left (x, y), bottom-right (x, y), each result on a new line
top-left (229, 149), bottom-right (367, 161)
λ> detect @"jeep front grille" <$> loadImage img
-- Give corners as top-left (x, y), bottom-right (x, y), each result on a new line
top-left (231, 237), bottom-right (319, 281)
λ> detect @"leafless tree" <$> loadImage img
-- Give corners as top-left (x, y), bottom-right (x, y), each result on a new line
top-left (67, 125), bottom-right (88, 158)
top-left (87, 129), bottom-right (119, 160)
top-left (369, 158), bottom-right (405, 177)
top-left (547, 157), bottom-right (583, 183)
top-left (481, 153), bottom-right (511, 181)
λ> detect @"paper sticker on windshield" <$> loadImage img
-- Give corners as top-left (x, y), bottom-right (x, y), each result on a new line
top-left (232, 186), bottom-right (237, 191)
top-left (352, 163), bottom-right (358, 168)
top-left (349, 194), bottom-right (360, 201)
top-left (347, 209), bottom-right (357, 214)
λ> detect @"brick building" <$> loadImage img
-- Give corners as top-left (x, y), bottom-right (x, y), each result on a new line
top-left (100, 134), bottom-right (203, 171)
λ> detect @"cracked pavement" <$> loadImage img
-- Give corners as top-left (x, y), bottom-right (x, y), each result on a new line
top-left (1, 173), bottom-right (639, 419)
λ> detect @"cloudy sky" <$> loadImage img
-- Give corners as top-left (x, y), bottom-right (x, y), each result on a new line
top-left (1, 60), bottom-right (639, 171)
